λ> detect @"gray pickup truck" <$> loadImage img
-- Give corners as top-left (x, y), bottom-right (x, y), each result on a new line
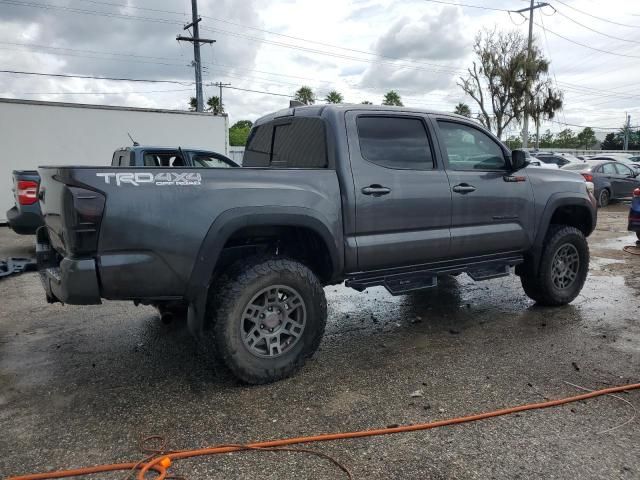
top-left (36, 104), bottom-right (597, 383)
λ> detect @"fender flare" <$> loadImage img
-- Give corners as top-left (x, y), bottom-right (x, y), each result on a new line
top-left (185, 206), bottom-right (343, 336)
top-left (525, 193), bottom-right (596, 275)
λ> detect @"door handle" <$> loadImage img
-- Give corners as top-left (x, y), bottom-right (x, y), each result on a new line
top-left (452, 183), bottom-right (476, 194)
top-left (361, 185), bottom-right (391, 196)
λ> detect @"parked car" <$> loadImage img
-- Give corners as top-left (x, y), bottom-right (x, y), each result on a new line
top-left (528, 159), bottom-right (559, 169)
top-left (6, 170), bottom-right (44, 235)
top-left (532, 152), bottom-right (585, 167)
top-left (628, 187), bottom-right (640, 242)
top-left (562, 160), bottom-right (640, 207)
top-left (36, 104), bottom-right (596, 384)
top-left (5, 146), bottom-right (238, 235)
top-left (588, 155), bottom-right (640, 174)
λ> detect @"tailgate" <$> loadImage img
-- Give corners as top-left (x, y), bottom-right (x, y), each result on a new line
top-left (38, 167), bottom-right (105, 257)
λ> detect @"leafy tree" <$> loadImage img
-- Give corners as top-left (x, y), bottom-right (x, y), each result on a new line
top-left (382, 90), bottom-right (403, 106)
top-left (294, 86), bottom-right (315, 105)
top-left (453, 102), bottom-right (472, 117)
top-left (576, 127), bottom-right (597, 150)
top-left (206, 96), bottom-right (224, 115)
top-left (458, 29), bottom-right (554, 140)
top-left (229, 120), bottom-right (253, 146)
top-left (601, 132), bottom-right (622, 150)
top-left (188, 97), bottom-right (197, 111)
top-left (361, 100), bottom-right (373, 104)
top-left (505, 135), bottom-right (522, 149)
top-left (527, 80), bottom-right (563, 149)
top-left (539, 129), bottom-right (554, 148)
top-left (325, 90), bottom-right (343, 104)
top-left (554, 128), bottom-right (578, 148)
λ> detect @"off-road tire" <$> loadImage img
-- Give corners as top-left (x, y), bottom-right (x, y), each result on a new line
top-left (598, 188), bottom-right (610, 207)
top-left (209, 256), bottom-right (327, 384)
top-left (520, 225), bottom-right (589, 306)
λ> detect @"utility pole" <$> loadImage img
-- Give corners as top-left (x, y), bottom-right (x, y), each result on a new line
top-left (515, 1), bottom-right (549, 149)
top-left (176, 0), bottom-right (215, 112)
top-left (624, 113), bottom-right (631, 151)
top-left (214, 82), bottom-right (231, 114)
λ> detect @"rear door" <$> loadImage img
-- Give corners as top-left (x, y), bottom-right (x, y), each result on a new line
top-left (346, 111), bottom-right (452, 271)
top-left (614, 163), bottom-right (640, 197)
top-left (434, 118), bottom-right (535, 258)
top-left (601, 162), bottom-right (620, 196)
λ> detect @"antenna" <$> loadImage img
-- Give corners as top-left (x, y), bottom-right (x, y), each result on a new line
top-left (127, 132), bottom-right (140, 146)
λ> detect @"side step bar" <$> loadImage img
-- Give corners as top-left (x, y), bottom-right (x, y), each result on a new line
top-left (345, 254), bottom-right (523, 296)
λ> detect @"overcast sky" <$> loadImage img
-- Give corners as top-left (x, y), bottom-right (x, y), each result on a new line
top-left (1, 0), bottom-right (639, 138)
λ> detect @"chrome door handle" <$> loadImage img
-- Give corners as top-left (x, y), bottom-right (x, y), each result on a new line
top-left (361, 185), bottom-right (391, 196)
top-left (452, 184), bottom-right (476, 194)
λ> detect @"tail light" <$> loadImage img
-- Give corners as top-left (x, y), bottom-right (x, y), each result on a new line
top-left (63, 187), bottom-right (105, 256)
top-left (581, 173), bottom-right (594, 182)
top-left (17, 180), bottom-right (38, 205)
top-left (634, 188), bottom-right (640, 197)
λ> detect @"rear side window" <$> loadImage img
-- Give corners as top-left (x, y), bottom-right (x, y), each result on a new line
top-left (602, 163), bottom-right (617, 175)
top-left (243, 117), bottom-right (327, 168)
top-left (356, 116), bottom-right (433, 170)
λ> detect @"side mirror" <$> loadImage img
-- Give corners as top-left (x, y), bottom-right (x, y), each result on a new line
top-left (510, 149), bottom-right (528, 171)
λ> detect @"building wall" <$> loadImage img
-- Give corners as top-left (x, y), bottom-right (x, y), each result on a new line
top-left (0, 99), bottom-right (228, 222)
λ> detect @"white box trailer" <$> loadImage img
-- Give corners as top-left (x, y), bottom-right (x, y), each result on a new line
top-left (0, 98), bottom-right (229, 222)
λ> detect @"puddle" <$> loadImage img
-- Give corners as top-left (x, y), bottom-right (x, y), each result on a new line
top-left (594, 233), bottom-right (638, 250)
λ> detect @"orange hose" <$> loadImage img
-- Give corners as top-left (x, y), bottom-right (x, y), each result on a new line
top-left (8, 382), bottom-right (640, 480)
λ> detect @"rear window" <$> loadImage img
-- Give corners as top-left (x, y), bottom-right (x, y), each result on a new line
top-left (143, 152), bottom-right (184, 167)
top-left (562, 164), bottom-right (588, 171)
top-left (243, 117), bottom-right (327, 168)
top-left (356, 116), bottom-right (433, 170)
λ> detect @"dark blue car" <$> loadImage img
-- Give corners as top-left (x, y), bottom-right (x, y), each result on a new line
top-left (629, 187), bottom-right (640, 242)
top-left (562, 160), bottom-right (640, 207)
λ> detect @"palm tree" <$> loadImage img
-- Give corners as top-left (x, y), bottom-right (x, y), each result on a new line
top-left (206, 96), bottom-right (224, 115)
top-left (382, 90), bottom-right (403, 107)
top-left (188, 97), bottom-right (197, 111)
top-left (325, 90), bottom-right (343, 104)
top-left (294, 86), bottom-right (315, 105)
top-left (453, 102), bottom-right (471, 118)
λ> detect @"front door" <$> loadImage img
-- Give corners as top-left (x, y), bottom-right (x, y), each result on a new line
top-left (346, 111), bottom-right (452, 271)
top-left (613, 163), bottom-right (640, 197)
top-left (434, 119), bottom-right (535, 259)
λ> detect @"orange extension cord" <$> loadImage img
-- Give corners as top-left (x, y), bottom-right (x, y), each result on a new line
top-left (8, 382), bottom-right (640, 480)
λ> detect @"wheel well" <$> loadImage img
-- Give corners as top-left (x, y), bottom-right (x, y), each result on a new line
top-left (549, 205), bottom-right (593, 236)
top-left (216, 225), bottom-right (334, 283)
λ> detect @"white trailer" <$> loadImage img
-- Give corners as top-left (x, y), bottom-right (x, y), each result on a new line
top-left (0, 98), bottom-right (229, 222)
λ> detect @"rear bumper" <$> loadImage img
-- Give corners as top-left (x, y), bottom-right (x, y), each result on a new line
top-left (36, 229), bottom-right (101, 305)
top-left (6, 206), bottom-right (44, 235)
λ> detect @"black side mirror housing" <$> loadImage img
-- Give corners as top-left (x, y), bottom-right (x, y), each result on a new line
top-left (510, 149), bottom-right (528, 171)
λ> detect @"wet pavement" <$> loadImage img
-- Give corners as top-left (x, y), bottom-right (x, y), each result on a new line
top-left (1, 204), bottom-right (639, 479)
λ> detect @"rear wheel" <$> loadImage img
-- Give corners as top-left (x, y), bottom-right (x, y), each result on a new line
top-left (520, 226), bottom-right (589, 306)
top-left (209, 257), bottom-right (327, 384)
top-left (598, 188), bottom-right (610, 207)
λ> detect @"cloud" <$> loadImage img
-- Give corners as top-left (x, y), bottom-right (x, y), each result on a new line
top-left (357, 7), bottom-right (469, 96)
top-left (0, 0), bottom-right (264, 112)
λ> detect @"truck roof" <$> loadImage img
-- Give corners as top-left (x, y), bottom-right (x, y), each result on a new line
top-left (253, 103), bottom-right (471, 126)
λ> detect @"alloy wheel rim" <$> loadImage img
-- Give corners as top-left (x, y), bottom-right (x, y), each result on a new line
top-left (240, 285), bottom-right (307, 358)
top-left (551, 243), bottom-right (580, 289)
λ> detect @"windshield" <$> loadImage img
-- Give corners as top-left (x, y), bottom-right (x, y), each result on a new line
top-left (562, 163), bottom-right (589, 170)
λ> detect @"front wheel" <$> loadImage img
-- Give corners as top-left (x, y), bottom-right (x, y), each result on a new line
top-left (520, 226), bottom-right (589, 306)
top-left (209, 257), bottom-right (327, 384)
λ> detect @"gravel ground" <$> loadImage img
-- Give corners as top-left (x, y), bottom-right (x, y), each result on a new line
top-left (1, 204), bottom-right (639, 479)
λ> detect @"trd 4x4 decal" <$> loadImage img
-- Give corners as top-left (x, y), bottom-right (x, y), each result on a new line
top-left (96, 172), bottom-right (202, 186)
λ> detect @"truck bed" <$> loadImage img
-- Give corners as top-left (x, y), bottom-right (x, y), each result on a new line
top-left (37, 166), bottom-right (343, 303)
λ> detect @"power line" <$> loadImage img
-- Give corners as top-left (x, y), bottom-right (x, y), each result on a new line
top-left (553, 0), bottom-right (640, 29)
top-left (214, 85), bottom-right (293, 98)
top-left (421, 0), bottom-right (512, 12)
top-left (4, 88), bottom-right (193, 95)
top-left (534, 22), bottom-right (640, 58)
top-left (553, 8), bottom-right (640, 45)
top-left (0, 69), bottom-right (194, 84)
